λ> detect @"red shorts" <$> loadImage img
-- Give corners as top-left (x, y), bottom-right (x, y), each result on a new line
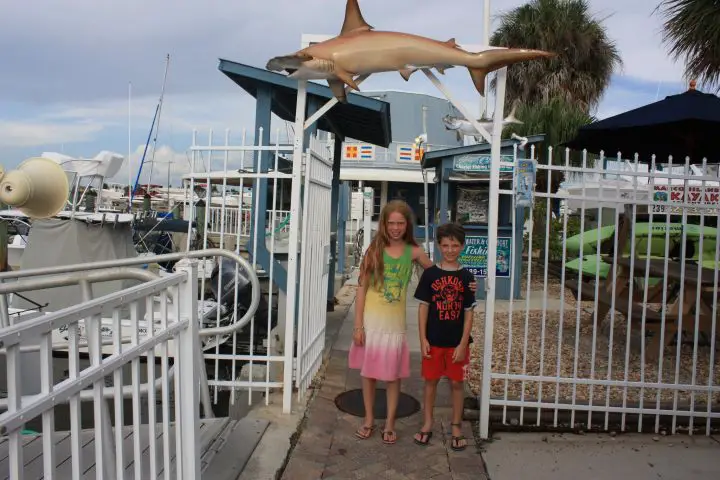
top-left (421, 346), bottom-right (469, 382)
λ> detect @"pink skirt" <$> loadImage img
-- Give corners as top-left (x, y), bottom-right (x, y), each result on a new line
top-left (348, 330), bottom-right (410, 381)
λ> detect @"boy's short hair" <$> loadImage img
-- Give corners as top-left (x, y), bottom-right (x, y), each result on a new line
top-left (436, 222), bottom-right (466, 244)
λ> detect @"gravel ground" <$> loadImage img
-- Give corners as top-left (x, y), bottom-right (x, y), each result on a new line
top-left (467, 266), bottom-right (720, 405)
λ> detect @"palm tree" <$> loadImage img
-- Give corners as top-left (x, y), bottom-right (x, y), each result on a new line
top-left (656, 0), bottom-right (720, 92)
top-left (490, 0), bottom-right (622, 112)
top-left (504, 97), bottom-right (596, 164)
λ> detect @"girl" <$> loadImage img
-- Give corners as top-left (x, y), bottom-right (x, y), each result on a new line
top-left (348, 200), bottom-right (432, 445)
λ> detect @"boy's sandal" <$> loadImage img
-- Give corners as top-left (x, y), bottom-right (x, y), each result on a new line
top-left (413, 430), bottom-right (433, 446)
top-left (354, 424), bottom-right (376, 440)
top-left (381, 430), bottom-right (397, 445)
top-left (450, 423), bottom-right (467, 451)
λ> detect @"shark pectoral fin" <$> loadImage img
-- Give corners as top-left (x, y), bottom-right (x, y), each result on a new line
top-left (340, 0), bottom-right (374, 35)
top-left (398, 68), bottom-right (415, 81)
top-left (328, 80), bottom-right (348, 103)
top-left (468, 67), bottom-right (488, 96)
top-left (334, 68), bottom-right (360, 91)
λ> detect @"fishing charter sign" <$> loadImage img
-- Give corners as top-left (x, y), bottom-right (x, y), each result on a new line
top-left (453, 154), bottom-right (515, 173)
top-left (459, 235), bottom-right (512, 278)
top-left (652, 185), bottom-right (720, 215)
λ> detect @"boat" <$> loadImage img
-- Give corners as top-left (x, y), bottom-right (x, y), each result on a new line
top-left (559, 159), bottom-right (720, 213)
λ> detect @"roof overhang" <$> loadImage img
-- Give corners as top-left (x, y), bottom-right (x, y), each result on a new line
top-left (218, 59), bottom-right (392, 147)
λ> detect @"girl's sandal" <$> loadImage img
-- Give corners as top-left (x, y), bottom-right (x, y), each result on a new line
top-left (413, 431), bottom-right (433, 446)
top-left (354, 424), bottom-right (376, 440)
top-left (450, 423), bottom-right (467, 451)
top-left (381, 430), bottom-right (397, 445)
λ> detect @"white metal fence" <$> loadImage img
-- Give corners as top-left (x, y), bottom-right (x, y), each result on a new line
top-left (478, 147), bottom-right (720, 438)
top-left (206, 206), bottom-right (291, 238)
top-left (0, 264), bottom-right (201, 479)
top-left (186, 128), bottom-right (334, 412)
top-left (295, 136), bottom-right (333, 394)
top-left (187, 129), bottom-right (291, 410)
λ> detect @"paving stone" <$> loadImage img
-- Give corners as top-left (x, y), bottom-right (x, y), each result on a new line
top-left (279, 303), bottom-right (491, 480)
top-left (281, 457), bottom-right (324, 480)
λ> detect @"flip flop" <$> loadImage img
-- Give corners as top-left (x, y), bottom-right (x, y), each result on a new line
top-left (413, 430), bottom-right (433, 446)
top-left (450, 423), bottom-right (467, 451)
top-left (381, 430), bottom-right (397, 445)
top-left (354, 424), bottom-right (376, 440)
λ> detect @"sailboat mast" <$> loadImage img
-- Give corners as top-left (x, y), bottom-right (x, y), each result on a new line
top-left (146, 54), bottom-right (171, 192)
top-left (129, 54), bottom-right (171, 210)
top-left (128, 81), bottom-right (132, 202)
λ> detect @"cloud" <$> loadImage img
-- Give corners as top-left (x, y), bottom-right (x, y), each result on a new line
top-left (0, 119), bottom-right (103, 147)
top-left (108, 144), bottom-right (192, 189)
top-left (0, 0), bottom-right (699, 171)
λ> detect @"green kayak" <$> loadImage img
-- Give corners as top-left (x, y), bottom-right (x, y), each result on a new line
top-left (565, 223), bottom-right (718, 260)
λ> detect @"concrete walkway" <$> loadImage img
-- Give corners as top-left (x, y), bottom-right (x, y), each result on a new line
top-left (280, 294), bottom-right (488, 479)
top-left (483, 431), bottom-right (720, 480)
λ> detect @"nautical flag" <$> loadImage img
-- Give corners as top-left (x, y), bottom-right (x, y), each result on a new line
top-left (359, 144), bottom-right (375, 160)
top-left (343, 144), bottom-right (359, 160)
top-left (414, 146), bottom-right (429, 161)
top-left (398, 145), bottom-right (414, 162)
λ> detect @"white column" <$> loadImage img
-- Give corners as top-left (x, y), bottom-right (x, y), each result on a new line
top-left (479, 67), bottom-right (507, 440)
top-left (283, 80), bottom-right (308, 414)
top-left (362, 186), bottom-right (373, 254)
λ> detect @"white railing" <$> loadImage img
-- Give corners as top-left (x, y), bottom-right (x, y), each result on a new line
top-left (187, 128), bottom-right (312, 414)
top-left (206, 206), bottom-right (291, 238)
top-left (0, 263), bottom-right (201, 479)
top-left (477, 146), bottom-right (720, 439)
top-left (295, 136), bottom-right (333, 395)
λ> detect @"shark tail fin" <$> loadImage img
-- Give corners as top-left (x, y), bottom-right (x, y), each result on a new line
top-left (467, 68), bottom-right (488, 96)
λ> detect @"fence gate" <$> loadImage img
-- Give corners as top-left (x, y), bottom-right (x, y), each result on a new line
top-left (479, 146), bottom-right (720, 438)
top-left (295, 135), bottom-right (333, 395)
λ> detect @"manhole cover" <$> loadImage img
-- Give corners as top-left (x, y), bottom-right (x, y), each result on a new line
top-left (334, 388), bottom-right (421, 419)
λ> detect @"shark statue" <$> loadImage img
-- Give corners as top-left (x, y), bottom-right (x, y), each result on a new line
top-left (442, 102), bottom-right (523, 142)
top-left (266, 0), bottom-right (555, 102)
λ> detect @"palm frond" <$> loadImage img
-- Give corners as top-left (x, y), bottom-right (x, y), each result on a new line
top-left (489, 0), bottom-right (622, 111)
top-left (656, 0), bottom-right (720, 92)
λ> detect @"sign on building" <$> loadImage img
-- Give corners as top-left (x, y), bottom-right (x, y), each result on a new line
top-left (652, 185), bottom-right (720, 215)
top-left (458, 235), bottom-right (512, 278)
top-left (343, 144), bottom-right (375, 161)
top-left (453, 154), bottom-right (515, 173)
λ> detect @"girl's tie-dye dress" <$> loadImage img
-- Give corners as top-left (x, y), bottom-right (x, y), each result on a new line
top-left (349, 245), bottom-right (412, 381)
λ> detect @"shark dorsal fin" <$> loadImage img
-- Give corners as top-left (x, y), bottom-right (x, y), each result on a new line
top-left (340, 0), bottom-right (373, 36)
top-left (445, 38), bottom-right (459, 48)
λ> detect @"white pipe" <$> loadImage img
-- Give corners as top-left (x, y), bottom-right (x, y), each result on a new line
top-left (480, 67), bottom-right (508, 440)
top-left (480, 0), bottom-right (492, 118)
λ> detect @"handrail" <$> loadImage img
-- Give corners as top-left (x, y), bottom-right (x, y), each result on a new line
top-left (0, 267), bottom-right (215, 417)
top-left (0, 248), bottom-right (261, 339)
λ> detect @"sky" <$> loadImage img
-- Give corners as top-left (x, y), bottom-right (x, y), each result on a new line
top-left (0, 0), bottom-right (694, 186)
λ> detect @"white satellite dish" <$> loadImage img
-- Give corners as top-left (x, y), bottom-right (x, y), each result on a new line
top-left (0, 157), bottom-right (70, 219)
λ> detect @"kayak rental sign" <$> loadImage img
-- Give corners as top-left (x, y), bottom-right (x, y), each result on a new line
top-left (652, 185), bottom-right (720, 215)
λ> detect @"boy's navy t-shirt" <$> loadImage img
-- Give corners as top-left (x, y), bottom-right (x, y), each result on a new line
top-left (413, 265), bottom-right (477, 348)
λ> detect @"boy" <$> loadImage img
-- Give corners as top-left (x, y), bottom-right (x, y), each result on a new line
top-left (412, 222), bottom-right (476, 451)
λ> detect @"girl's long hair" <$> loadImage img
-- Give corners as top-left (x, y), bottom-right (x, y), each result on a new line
top-left (359, 199), bottom-right (418, 289)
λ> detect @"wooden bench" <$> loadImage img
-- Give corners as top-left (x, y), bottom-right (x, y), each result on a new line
top-left (565, 278), bottom-right (680, 358)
